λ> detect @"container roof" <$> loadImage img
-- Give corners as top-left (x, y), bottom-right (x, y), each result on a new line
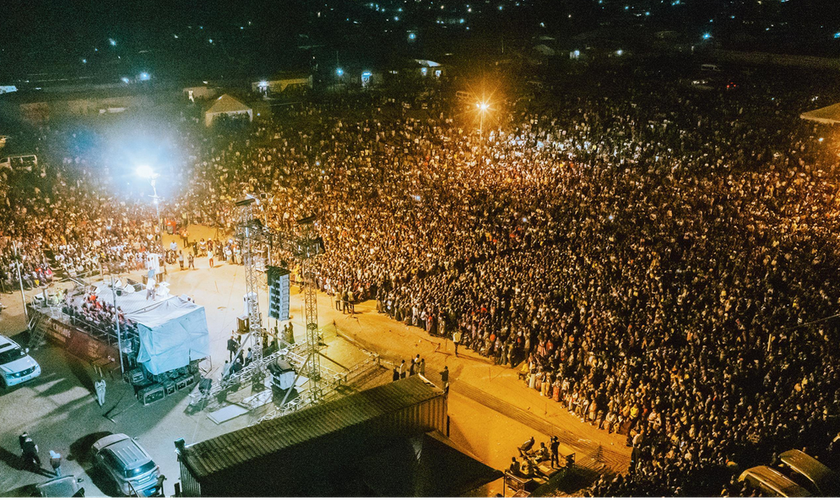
top-left (181, 376), bottom-right (443, 480)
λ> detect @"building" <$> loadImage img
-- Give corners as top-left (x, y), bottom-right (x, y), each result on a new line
top-left (0, 86), bottom-right (174, 124)
top-left (252, 72), bottom-right (313, 94)
top-left (175, 376), bottom-right (501, 496)
top-left (204, 94), bottom-right (253, 127)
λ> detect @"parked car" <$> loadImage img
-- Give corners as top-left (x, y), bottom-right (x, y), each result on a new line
top-left (35, 475), bottom-right (85, 497)
top-left (0, 334), bottom-right (41, 388)
top-left (91, 434), bottom-right (161, 497)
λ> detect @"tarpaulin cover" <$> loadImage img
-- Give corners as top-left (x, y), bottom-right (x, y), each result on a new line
top-left (129, 296), bottom-right (210, 375)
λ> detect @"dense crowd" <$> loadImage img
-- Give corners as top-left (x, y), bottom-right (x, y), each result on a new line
top-left (4, 64), bottom-right (840, 495)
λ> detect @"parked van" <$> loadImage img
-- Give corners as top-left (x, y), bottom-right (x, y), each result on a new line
top-left (738, 466), bottom-right (812, 497)
top-left (778, 449), bottom-right (840, 496)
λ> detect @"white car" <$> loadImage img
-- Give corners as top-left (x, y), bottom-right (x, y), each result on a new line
top-left (0, 335), bottom-right (41, 388)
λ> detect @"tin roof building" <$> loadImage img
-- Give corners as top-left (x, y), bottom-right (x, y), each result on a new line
top-left (176, 376), bottom-right (501, 496)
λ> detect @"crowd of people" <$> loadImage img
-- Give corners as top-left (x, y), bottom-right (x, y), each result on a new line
top-left (3, 63), bottom-right (840, 495)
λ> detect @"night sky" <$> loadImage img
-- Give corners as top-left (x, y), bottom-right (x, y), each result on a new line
top-left (1, 0), bottom-right (839, 82)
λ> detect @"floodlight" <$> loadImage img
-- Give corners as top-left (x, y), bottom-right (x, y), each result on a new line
top-left (136, 165), bottom-right (155, 179)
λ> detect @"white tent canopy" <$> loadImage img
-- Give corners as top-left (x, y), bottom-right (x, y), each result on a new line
top-left (128, 296), bottom-right (210, 375)
top-left (204, 94), bottom-right (253, 127)
top-left (800, 102), bottom-right (840, 125)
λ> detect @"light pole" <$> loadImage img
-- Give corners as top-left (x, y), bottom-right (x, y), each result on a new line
top-left (136, 165), bottom-right (162, 247)
top-left (110, 274), bottom-right (125, 375)
top-left (477, 101), bottom-right (490, 136)
top-left (12, 241), bottom-right (28, 324)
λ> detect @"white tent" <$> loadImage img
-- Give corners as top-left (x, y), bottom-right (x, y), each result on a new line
top-left (128, 296), bottom-right (210, 375)
top-left (800, 102), bottom-right (840, 125)
top-left (204, 94), bottom-right (253, 127)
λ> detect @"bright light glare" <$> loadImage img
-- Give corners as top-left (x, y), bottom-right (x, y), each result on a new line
top-left (477, 102), bottom-right (490, 111)
top-left (136, 165), bottom-right (156, 179)
top-left (336, 68), bottom-right (344, 76)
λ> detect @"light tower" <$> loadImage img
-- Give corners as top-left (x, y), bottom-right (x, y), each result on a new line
top-left (296, 215), bottom-right (324, 402)
top-left (235, 196), bottom-right (265, 363)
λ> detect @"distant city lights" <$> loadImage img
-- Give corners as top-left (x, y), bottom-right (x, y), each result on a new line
top-left (703, 32), bottom-right (712, 40)
top-left (139, 72), bottom-right (151, 81)
top-left (108, 38), bottom-right (117, 46)
top-left (336, 68), bottom-right (344, 76)
top-left (408, 32), bottom-right (417, 40)
top-left (121, 77), bottom-right (130, 83)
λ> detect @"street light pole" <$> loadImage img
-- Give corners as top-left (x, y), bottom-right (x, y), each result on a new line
top-left (13, 241), bottom-right (29, 324)
top-left (150, 176), bottom-right (161, 243)
top-left (110, 274), bottom-right (125, 375)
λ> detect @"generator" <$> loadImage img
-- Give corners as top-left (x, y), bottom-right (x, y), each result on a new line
top-left (138, 383), bottom-right (166, 405)
top-left (163, 379), bottom-right (177, 396)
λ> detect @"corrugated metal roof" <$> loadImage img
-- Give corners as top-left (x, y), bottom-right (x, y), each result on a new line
top-left (182, 376), bottom-right (443, 480)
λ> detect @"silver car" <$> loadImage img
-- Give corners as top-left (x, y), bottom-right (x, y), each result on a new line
top-left (92, 434), bottom-right (161, 497)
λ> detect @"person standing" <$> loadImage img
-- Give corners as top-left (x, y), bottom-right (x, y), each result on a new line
top-left (550, 436), bottom-right (560, 468)
top-left (95, 378), bottom-right (106, 407)
top-left (178, 251), bottom-right (185, 270)
top-left (220, 360), bottom-right (230, 382)
top-left (419, 358), bottom-right (426, 376)
top-left (19, 433), bottom-right (40, 470)
top-left (188, 252), bottom-right (195, 269)
top-left (146, 276), bottom-right (156, 300)
top-left (49, 450), bottom-right (62, 477)
top-left (398, 360), bottom-right (406, 379)
top-left (452, 330), bottom-right (462, 357)
top-left (227, 335), bottom-right (239, 362)
top-left (440, 366), bottom-right (449, 385)
top-left (208, 249), bottom-right (214, 269)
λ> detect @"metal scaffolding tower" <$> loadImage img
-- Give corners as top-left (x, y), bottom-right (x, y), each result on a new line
top-left (298, 218), bottom-right (323, 401)
top-left (235, 196), bottom-right (265, 363)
